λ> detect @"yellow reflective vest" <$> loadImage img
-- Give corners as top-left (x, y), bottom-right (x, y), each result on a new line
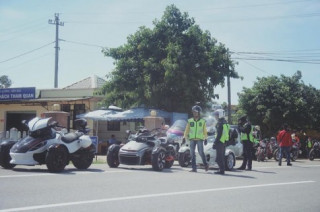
top-left (185, 118), bottom-right (207, 140)
top-left (220, 123), bottom-right (230, 143)
top-left (240, 125), bottom-right (254, 142)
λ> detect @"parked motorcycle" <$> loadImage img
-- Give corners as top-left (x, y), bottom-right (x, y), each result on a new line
top-left (256, 139), bottom-right (267, 162)
top-left (273, 140), bottom-right (300, 162)
top-left (107, 128), bottom-right (176, 171)
top-left (0, 117), bottom-right (95, 172)
top-left (309, 140), bottom-right (320, 160)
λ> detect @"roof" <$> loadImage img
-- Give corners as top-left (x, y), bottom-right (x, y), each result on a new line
top-left (63, 75), bottom-right (106, 89)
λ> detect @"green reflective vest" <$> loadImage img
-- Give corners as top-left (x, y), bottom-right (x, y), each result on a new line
top-left (188, 118), bottom-right (206, 140)
top-left (307, 140), bottom-right (312, 148)
top-left (240, 125), bottom-right (254, 142)
top-left (220, 123), bottom-right (230, 143)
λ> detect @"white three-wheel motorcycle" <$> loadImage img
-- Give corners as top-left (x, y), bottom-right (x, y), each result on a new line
top-left (0, 117), bottom-right (95, 172)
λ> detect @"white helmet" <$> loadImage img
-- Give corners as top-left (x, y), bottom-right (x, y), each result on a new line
top-left (213, 109), bottom-right (225, 119)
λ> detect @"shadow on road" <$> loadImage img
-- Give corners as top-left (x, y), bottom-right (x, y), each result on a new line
top-left (12, 167), bottom-right (105, 174)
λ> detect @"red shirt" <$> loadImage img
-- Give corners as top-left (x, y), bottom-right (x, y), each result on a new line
top-left (276, 130), bottom-right (293, 147)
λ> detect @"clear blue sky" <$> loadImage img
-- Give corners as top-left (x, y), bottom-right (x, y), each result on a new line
top-left (1, 0), bottom-right (319, 104)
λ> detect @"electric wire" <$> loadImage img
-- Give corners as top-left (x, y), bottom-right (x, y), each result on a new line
top-left (0, 41), bottom-right (54, 64)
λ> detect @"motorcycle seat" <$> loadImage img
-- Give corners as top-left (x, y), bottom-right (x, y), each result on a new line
top-left (61, 132), bottom-right (81, 143)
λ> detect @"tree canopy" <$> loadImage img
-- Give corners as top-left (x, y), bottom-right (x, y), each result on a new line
top-left (238, 71), bottom-right (320, 137)
top-left (101, 4), bottom-right (238, 113)
top-left (0, 75), bottom-right (12, 88)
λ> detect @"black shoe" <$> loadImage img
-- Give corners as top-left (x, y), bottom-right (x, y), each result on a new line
top-left (237, 167), bottom-right (245, 170)
top-left (246, 168), bottom-right (252, 171)
top-left (287, 163), bottom-right (292, 166)
top-left (214, 171), bottom-right (225, 175)
top-left (204, 164), bottom-right (209, 172)
top-left (278, 162), bottom-right (282, 166)
top-left (189, 169), bottom-right (197, 172)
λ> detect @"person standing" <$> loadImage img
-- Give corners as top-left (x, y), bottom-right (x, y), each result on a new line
top-left (276, 123), bottom-right (293, 166)
top-left (238, 115), bottom-right (254, 171)
top-left (182, 105), bottom-right (209, 172)
top-left (306, 137), bottom-right (313, 157)
top-left (108, 134), bottom-right (117, 145)
top-left (213, 109), bottom-right (229, 175)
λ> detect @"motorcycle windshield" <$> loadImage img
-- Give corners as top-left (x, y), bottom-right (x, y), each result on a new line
top-left (11, 136), bottom-right (47, 153)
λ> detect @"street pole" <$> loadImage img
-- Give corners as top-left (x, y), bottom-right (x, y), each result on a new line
top-left (48, 13), bottom-right (64, 88)
top-left (227, 74), bottom-right (231, 124)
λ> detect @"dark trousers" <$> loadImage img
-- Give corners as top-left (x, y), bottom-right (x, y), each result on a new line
top-left (240, 140), bottom-right (253, 169)
top-left (279, 146), bottom-right (291, 165)
top-left (216, 142), bottom-right (225, 172)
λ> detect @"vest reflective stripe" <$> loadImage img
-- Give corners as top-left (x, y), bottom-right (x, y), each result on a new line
top-left (188, 118), bottom-right (205, 140)
top-left (220, 124), bottom-right (230, 143)
top-left (240, 126), bottom-right (254, 142)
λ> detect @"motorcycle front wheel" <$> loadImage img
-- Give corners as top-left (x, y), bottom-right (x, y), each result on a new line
top-left (46, 146), bottom-right (68, 173)
top-left (309, 149), bottom-right (315, 161)
top-left (273, 149), bottom-right (279, 161)
top-left (178, 151), bottom-right (191, 167)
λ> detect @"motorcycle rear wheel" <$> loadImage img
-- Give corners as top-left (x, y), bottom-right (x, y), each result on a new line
top-left (72, 147), bottom-right (94, 169)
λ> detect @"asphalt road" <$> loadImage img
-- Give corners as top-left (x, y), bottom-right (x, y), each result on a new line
top-left (1, 158), bottom-right (320, 212)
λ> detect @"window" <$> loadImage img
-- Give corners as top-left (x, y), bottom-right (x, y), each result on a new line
top-left (107, 121), bottom-right (120, 131)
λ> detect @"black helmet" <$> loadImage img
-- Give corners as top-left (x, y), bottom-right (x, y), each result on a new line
top-left (192, 105), bottom-right (202, 113)
top-left (238, 115), bottom-right (247, 122)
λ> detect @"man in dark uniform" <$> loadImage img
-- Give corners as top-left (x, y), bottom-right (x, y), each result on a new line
top-left (213, 109), bottom-right (229, 175)
top-left (238, 115), bottom-right (253, 171)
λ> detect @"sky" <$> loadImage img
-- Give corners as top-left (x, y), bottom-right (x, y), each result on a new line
top-left (0, 0), bottom-right (319, 105)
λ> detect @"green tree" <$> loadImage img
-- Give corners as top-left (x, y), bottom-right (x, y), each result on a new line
top-left (238, 71), bottom-right (320, 136)
top-left (0, 75), bottom-right (12, 88)
top-left (101, 4), bottom-right (238, 113)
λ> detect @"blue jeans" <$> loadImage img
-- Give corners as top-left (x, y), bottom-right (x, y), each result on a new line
top-left (279, 146), bottom-right (291, 164)
top-left (190, 140), bottom-right (207, 171)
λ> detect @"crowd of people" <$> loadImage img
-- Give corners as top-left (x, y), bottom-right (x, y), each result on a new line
top-left (181, 104), bottom-right (318, 174)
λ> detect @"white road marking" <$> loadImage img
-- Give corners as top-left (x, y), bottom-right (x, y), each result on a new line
top-left (0, 180), bottom-right (315, 212)
top-left (252, 164), bottom-right (320, 169)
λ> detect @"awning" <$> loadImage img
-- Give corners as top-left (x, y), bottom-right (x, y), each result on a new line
top-left (105, 107), bottom-right (171, 122)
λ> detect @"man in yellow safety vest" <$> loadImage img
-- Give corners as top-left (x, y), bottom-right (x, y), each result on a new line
top-left (183, 105), bottom-right (209, 172)
top-left (213, 109), bottom-right (229, 175)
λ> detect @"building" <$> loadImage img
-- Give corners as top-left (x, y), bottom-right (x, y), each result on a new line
top-left (0, 75), bottom-right (188, 154)
top-left (0, 75), bottom-right (105, 139)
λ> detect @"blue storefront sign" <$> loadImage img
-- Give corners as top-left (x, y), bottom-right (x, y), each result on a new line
top-left (0, 87), bottom-right (36, 101)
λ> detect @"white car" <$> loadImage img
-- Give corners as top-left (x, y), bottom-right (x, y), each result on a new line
top-left (178, 126), bottom-right (243, 171)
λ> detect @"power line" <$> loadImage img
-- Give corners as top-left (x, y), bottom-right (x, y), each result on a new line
top-left (0, 53), bottom-right (53, 73)
top-left (231, 57), bottom-right (320, 64)
top-left (0, 41), bottom-right (54, 64)
top-left (61, 39), bottom-right (104, 48)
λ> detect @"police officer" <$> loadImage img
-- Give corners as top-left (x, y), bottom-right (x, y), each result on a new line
top-left (238, 115), bottom-right (254, 171)
top-left (213, 109), bottom-right (229, 175)
top-left (182, 105), bottom-right (209, 172)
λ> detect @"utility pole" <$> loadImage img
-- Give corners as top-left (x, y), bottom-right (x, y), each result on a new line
top-left (227, 74), bottom-right (231, 124)
top-left (48, 13), bottom-right (64, 88)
